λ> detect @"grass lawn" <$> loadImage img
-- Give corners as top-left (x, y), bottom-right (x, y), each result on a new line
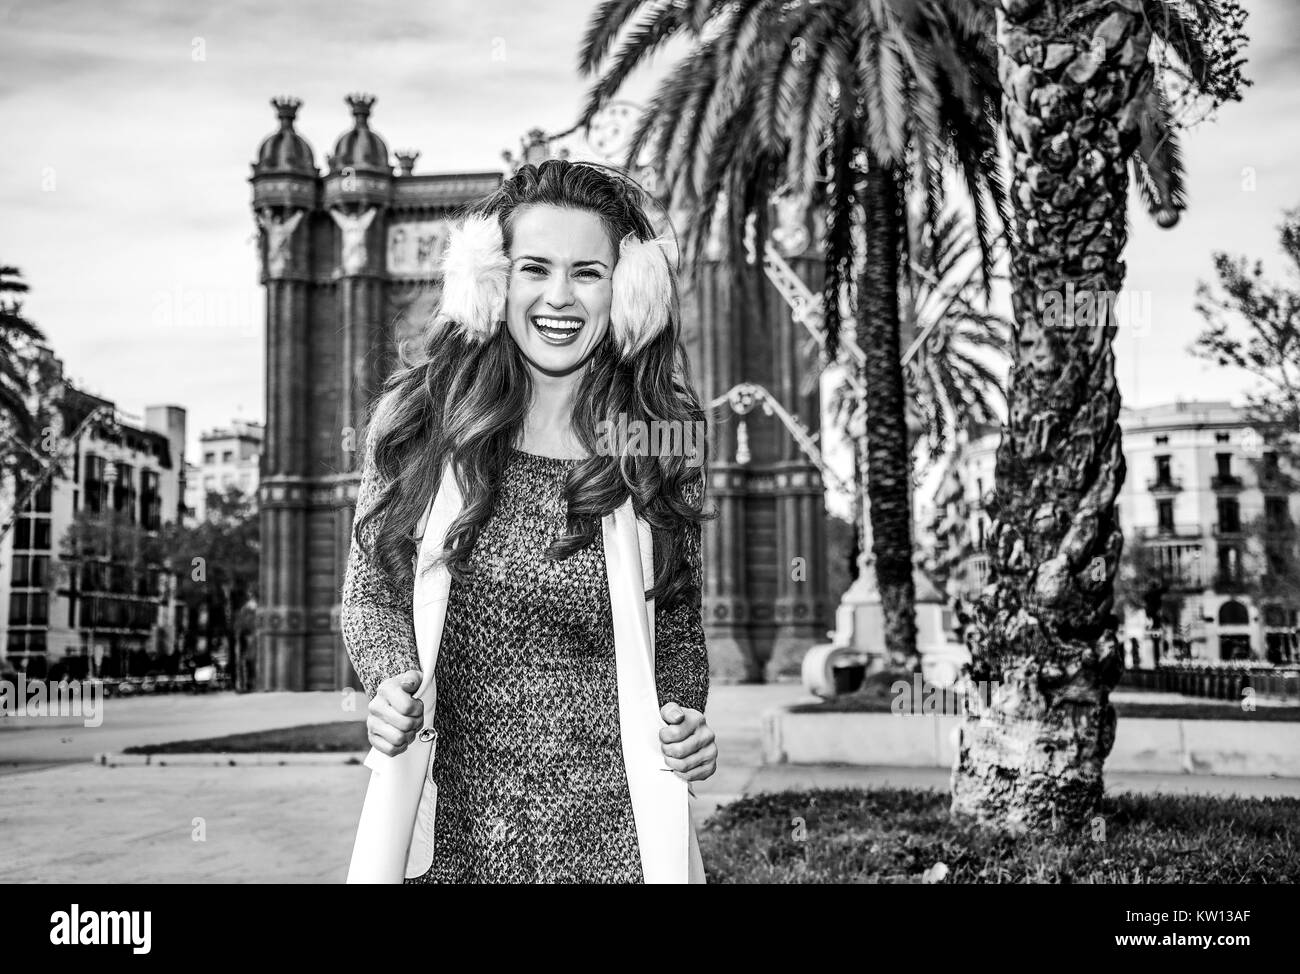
top-left (123, 721), bottom-right (368, 754)
top-left (697, 787), bottom-right (1300, 883)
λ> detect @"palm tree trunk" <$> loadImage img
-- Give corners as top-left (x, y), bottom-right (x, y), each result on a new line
top-left (951, 0), bottom-right (1144, 831)
top-left (859, 158), bottom-right (918, 668)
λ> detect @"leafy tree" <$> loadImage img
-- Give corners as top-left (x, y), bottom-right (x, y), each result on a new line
top-left (160, 485), bottom-right (260, 670)
top-left (1191, 205), bottom-right (1300, 460)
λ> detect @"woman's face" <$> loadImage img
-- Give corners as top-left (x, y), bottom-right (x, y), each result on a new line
top-left (505, 204), bottom-right (616, 376)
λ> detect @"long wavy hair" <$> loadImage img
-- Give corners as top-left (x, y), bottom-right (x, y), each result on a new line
top-left (356, 159), bottom-right (711, 609)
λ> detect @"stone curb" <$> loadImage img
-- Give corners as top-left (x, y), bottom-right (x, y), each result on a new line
top-left (92, 751), bottom-right (369, 767)
top-left (761, 706), bottom-right (1300, 778)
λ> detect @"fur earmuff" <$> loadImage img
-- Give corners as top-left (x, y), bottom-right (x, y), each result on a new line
top-left (433, 214), bottom-right (510, 343)
top-left (610, 232), bottom-right (676, 358)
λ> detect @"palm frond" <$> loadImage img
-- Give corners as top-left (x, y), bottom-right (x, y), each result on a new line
top-left (1133, 79), bottom-right (1188, 223)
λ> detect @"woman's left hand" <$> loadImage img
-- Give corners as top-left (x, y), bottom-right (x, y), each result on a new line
top-left (659, 702), bottom-right (717, 783)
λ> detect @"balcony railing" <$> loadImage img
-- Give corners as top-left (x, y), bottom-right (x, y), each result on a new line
top-left (1213, 571), bottom-right (1246, 590)
top-left (1143, 541), bottom-right (1206, 589)
top-left (1212, 522), bottom-right (1243, 537)
top-left (1211, 473), bottom-right (1243, 490)
top-left (1139, 524), bottom-right (1201, 540)
top-left (1147, 476), bottom-right (1182, 493)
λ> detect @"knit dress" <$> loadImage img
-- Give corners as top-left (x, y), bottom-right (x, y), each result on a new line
top-left (341, 446), bottom-right (709, 885)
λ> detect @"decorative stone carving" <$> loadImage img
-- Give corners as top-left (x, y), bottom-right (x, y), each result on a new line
top-left (386, 219), bottom-right (450, 278)
top-left (330, 206), bottom-right (378, 275)
top-left (257, 208), bottom-right (304, 279)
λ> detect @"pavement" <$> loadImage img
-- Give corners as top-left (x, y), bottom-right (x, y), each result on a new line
top-left (1, 682), bottom-right (1297, 882)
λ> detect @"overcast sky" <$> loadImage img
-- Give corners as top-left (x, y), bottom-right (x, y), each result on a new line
top-left (2, 0), bottom-right (1298, 489)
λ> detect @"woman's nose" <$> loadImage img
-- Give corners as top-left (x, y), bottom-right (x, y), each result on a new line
top-left (545, 272), bottom-right (576, 308)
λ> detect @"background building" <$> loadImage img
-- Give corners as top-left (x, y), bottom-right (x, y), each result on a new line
top-left (251, 95), bottom-right (504, 691)
top-left (918, 401), bottom-right (1300, 667)
top-left (0, 369), bottom-right (187, 678)
top-left (187, 419), bottom-right (264, 522)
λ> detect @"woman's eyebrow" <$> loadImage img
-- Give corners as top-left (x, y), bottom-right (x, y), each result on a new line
top-left (514, 255), bottom-right (609, 269)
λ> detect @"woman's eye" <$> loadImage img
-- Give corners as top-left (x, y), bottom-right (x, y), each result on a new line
top-left (522, 264), bottom-right (546, 276)
top-left (576, 270), bottom-right (601, 281)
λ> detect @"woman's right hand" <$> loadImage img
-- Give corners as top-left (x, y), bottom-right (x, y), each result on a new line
top-left (367, 669), bottom-right (425, 756)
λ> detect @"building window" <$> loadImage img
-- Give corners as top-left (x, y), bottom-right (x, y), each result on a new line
top-left (1218, 599), bottom-right (1248, 626)
top-left (1215, 453), bottom-right (1232, 477)
top-left (8, 592), bottom-right (49, 626)
top-left (33, 481), bottom-right (52, 513)
top-left (16, 517), bottom-right (53, 551)
top-left (1265, 495), bottom-right (1289, 528)
top-left (84, 453), bottom-right (109, 513)
top-left (1215, 431), bottom-right (1231, 443)
top-left (141, 469), bottom-right (162, 530)
top-left (204, 452), bottom-right (216, 464)
top-left (112, 463), bottom-right (137, 519)
top-left (1217, 545), bottom-right (1242, 586)
top-left (1217, 496), bottom-right (1241, 533)
top-left (17, 555), bottom-right (52, 588)
top-left (1154, 455), bottom-right (1172, 484)
top-left (222, 450), bottom-right (234, 463)
top-left (1156, 499), bottom-right (1175, 532)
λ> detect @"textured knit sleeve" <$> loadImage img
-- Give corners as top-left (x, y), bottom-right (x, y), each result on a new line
top-left (341, 444), bottom-right (422, 699)
top-left (653, 473), bottom-right (710, 715)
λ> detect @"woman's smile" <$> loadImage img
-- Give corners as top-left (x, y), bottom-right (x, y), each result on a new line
top-left (531, 313), bottom-right (586, 344)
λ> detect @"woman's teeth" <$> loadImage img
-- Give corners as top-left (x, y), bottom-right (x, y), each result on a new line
top-left (533, 316), bottom-right (584, 343)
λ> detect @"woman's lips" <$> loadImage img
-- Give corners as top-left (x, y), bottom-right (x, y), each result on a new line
top-left (532, 314), bottom-right (584, 344)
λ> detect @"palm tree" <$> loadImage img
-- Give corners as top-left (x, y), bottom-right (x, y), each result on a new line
top-left (0, 266), bottom-right (53, 490)
top-left (578, 0), bottom-right (1008, 668)
top-left (951, 0), bottom-right (1251, 831)
top-left (827, 206), bottom-right (1011, 601)
top-left (901, 207), bottom-right (1011, 456)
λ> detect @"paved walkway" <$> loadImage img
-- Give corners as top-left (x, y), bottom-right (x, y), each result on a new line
top-left (1, 682), bottom-right (1296, 882)
top-left (0, 689), bottom-right (367, 769)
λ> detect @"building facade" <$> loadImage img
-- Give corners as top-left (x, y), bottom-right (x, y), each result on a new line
top-left (0, 374), bottom-right (187, 679)
top-left (250, 95), bottom-right (830, 690)
top-left (919, 401), bottom-right (1300, 666)
top-left (187, 419), bottom-right (264, 522)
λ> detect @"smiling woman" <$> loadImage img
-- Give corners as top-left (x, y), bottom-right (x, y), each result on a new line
top-left (507, 206), bottom-right (616, 382)
top-left (340, 159), bottom-right (716, 884)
